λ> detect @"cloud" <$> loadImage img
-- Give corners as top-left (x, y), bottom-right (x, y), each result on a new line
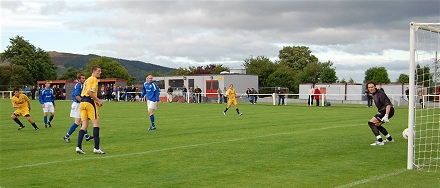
top-left (1, 0), bottom-right (439, 83)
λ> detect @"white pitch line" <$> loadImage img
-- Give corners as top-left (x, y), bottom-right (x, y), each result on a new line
top-left (0, 123), bottom-right (363, 171)
top-left (334, 169), bottom-right (408, 188)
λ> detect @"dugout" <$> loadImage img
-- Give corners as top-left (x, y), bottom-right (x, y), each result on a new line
top-left (37, 80), bottom-right (75, 100)
top-left (37, 78), bottom-right (128, 101)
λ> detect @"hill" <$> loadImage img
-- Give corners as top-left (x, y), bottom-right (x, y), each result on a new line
top-left (47, 51), bottom-right (175, 83)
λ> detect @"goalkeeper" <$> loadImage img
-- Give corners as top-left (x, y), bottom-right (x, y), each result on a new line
top-left (366, 81), bottom-right (395, 146)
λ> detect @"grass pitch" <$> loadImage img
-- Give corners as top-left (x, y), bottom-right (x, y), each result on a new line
top-left (0, 99), bottom-right (438, 187)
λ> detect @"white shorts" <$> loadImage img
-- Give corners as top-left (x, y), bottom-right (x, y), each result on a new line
top-left (147, 100), bottom-right (157, 110)
top-left (70, 102), bottom-right (81, 118)
top-left (42, 102), bottom-right (55, 113)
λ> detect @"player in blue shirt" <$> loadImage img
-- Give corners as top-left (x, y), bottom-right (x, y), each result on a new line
top-left (39, 80), bottom-right (55, 128)
top-left (140, 75), bottom-right (160, 130)
top-left (63, 74), bottom-right (93, 142)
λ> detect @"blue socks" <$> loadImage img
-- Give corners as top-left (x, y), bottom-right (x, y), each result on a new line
top-left (66, 123), bottom-right (89, 137)
top-left (150, 114), bottom-right (155, 127)
top-left (67, 123), bottom-right (78, 136)
top-left (44, 116), bottom-right (54, 125)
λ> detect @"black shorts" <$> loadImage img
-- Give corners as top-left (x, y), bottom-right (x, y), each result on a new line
top-left (374, 107), bottom-right (395, 122)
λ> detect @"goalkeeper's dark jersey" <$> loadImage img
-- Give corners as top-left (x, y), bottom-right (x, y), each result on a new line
top-left (372, 89), bottom-right (393, 112)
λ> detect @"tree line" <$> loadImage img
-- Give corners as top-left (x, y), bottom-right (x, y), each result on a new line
top-left (1, 35), bottom-right (431, 93)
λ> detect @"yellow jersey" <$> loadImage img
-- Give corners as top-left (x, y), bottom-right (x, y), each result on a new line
top-left (12, 93), bottom-right (29, 109)
top-left (81, 76), bottom-right (98, 97)
top-left (226, 88), bottom-right (236, 100)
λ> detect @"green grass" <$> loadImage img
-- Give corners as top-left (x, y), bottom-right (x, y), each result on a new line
top-left (0, 99), bottom-right (439, 188)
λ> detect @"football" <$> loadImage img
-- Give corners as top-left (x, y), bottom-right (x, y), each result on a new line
top-left (402, 128), bottom-right (409, 139)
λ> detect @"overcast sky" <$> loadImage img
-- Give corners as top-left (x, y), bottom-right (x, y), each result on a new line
top-left (1, 0), bottom-right (439, 83)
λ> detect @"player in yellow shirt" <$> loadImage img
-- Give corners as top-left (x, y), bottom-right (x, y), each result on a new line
top-left (11, 88), bottom-right (40, 130)
top-left (76, 65), bottom-right (106, 154)
top-left (223, 84), bottom-right (243, 116)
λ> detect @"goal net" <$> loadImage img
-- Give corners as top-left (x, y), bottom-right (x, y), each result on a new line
top-left (408, 22), bottom-right (440, 172)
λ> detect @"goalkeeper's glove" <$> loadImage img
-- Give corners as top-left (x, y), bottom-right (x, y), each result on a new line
top-left (382, 114), bottom-right (390, 122)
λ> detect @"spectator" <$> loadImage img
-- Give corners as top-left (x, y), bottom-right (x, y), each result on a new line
top-left (314, 86), bottom-right (321, 106)
top-left (251, 88), bottom-right (258, 104)
top-left (276, 87), bottom-right (284, 105)
top-left (106, 84), bottom-right (112, 101)
top-left (246, 88), bottom-right (251, 98)
top-left (167, 86), bottom-right (173, 103)
top-left (101, 85), bottom-right (106, 100)
top-left (195, 86), bottom-right (202, 103)
top-left (249, 88), bottom-right (254, 104)
top-left (130, 84), bottom-right (136, 102)
top-left (31, 85), bottom-right (37, 100)
top-left (62, 85), bottom-right (66, 100)
top-left (24, 85), bottom-right (30, 97)
top-left (112, 84), bottom-right (118, 101)
top-left (378, 83), bottom-right (385, 92)
top-left (189, 86), bottom-right (195, 103)
top-left (308, 85), bottom-right (314, 106)
top-left (364, 89), bottom-right (373, 107)
top-left (223, 87), bottom-right (228, 104)
top-left (121, 85), bottom-right (129, 101)
top-left (54, 85), bottom-right (61, 100)
top-left (182, 85), bottom-right (188, 103)
top-left (217, 87), bottom-right (223, 104)
top-left (405, 87), bottom-right (409, 101)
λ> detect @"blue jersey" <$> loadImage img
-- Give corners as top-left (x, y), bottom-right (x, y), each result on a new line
top-left (39, 88), bottom-right (55, 104)
top-left (71, 82), bottom-right (83, 103)
top-left (141, 81), bottom-right (160, 102)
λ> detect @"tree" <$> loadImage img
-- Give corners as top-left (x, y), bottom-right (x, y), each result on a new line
top-left (416, 64), bottom-right (432, 87)
top-left (58, 67), bottom-right (84, 81)
top-left (0, 35), bottom-right (57, 84)
top-left (363, 66), bottom-right (391, 84)
top-left (0, 66), bottom-right (12, 90)
top-left (266, 66), bottom-right (296, 90)
top-left (243, 56), bottom-right (277, 87)
top-left (278, 46), bottom-right (319, 71)
top-left (348, 78), bottom-right (355, 84)
top-left (186, 64), bottom-right (229, 75)
top-left (10, 65), bottom-right (33, 87)
top-left (396, 73), bottom-right (409, 83)
top-left (339, 78), bottom-right (347, 83)
top-left (171, 67), bottom-right (191, 76)
top-left (320, 67), bottom-right (338, 83)
top-left (85, 57), bottom-right (134, 85)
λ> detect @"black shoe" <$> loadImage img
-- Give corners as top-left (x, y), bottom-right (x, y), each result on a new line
top-left (48, 121), bottom-right (52, 128)
top-left (35, 127), bottom-right (39, 130)
top-left (85, 135), bottom-right (94, 141)
top-left (44, 124), bottom-right (48, 128)
top-left (18, 126), bottom-right (25, 130)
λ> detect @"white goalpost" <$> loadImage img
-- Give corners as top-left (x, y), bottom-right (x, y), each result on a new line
top-left (408, 22), bottom-right (440, 172)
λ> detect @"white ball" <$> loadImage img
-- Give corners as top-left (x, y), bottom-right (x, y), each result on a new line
top-left (402, 128), bottom-right (409, 139)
